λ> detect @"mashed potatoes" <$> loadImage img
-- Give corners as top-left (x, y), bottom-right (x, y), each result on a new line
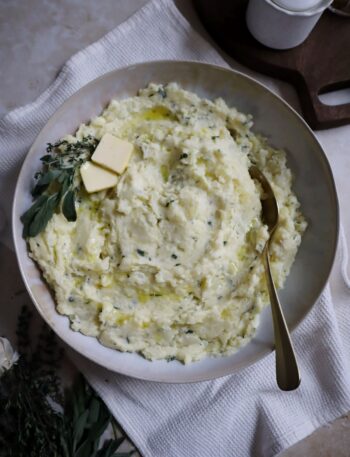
top-left (28, 83), bottom-right (306, 363)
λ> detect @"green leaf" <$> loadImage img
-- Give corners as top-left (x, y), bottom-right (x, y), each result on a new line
top-left (21, 195), bottom-right (48, 238)
top-left (74, 414), bottom-right (110, 457)
top-left (95, 438), bottom-right (125, 457)
top-left (58, 170), bottom-right (69, 184)
top-left (27, 193), bottom-right (59, 237)
top-left (31, 169), bottom-right (61, 197)
top-left (71, 376), bottom-right (87, 422)
top-left (40, 154), bottom-right (53, 163)
top-left (59, 176), bottom-right (71, 202)
top-left (87, 397), bottom-right (101, 424)
top-left (73, 409), bottom-right (89, 451)
top-left (62, 190), bottom-right (77, 222)
top-left (1, 315), bottom-right (138, 457)
top-left (22, 136), bottom-right (99, 237)
top-left (37, 169), bottom-right (61, 186)
top-left (87, 410), bottom-right (110, 444)
top-left (21, 194), bottom-right (47, 224)
top-left (75, 440), bottom-right (94, 457)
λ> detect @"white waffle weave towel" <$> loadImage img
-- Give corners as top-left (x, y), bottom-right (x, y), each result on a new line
top-left (1, 1), bottom-right (350, 455)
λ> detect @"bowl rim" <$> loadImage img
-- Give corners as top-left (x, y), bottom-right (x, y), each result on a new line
top-left (12, 59), bottom-right (339, 383)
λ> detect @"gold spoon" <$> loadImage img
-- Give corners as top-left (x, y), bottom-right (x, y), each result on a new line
top-left (249, 165), bottom-right (300, 391)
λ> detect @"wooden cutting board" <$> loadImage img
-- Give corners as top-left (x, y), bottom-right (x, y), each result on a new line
top-left (194, 0), bottom-right (350, 130)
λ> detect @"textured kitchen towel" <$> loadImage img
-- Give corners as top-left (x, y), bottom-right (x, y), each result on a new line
top-left (1, 0), bottom-right (350, 456)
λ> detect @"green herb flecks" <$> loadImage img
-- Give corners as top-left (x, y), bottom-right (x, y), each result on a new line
top-left (157, 86), bottom-right (167, 99)
top-left (21, 136), bottom-right (98, 238)
top-left (165, 356), bottom-right (176, 362)
top-left (165, 199), bottom-right (175, 208)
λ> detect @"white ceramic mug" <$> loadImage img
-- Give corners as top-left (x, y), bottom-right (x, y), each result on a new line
top-left (246, 0), bottom-right (333, 50)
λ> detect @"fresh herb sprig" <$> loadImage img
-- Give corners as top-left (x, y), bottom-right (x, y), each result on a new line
top-left (0, 306), bottom-right (137, 457)
top-left (21, 136), bottom-right (98, 238)
top-left (0, 306), bottom-right (64, 456)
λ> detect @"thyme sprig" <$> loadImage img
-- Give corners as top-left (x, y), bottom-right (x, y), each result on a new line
top-left (21, 136), bottom-right (98, 238)
top-left (0, 306), bottom-right (137, 457)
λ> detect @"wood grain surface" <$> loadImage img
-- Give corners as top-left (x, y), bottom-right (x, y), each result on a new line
top-left (194, 0), bottom-right (350, 129)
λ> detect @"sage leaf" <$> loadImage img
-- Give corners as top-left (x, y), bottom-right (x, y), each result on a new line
top-left (62, 190), bottom-right (77, 222)
top-left (22, 136), bottom-right (98, 238)
top-left (73, 409), bottom-right (89, 451)
top-left (87, 397), bottom-right (100, 424)
top-left (58, 170), bottom-right (69, 184)
top-left (40, 154), bottom-right (53, 163)
top-left (31, 169), bottom-right (61, 197)
top-left (95, 438), bottom-right (125, 457)
top-left (74, 415), bottom-right (110, 457)
top-left (59, 175), bottom-right (70, 200)
top-left (21, 194), bottom-right (48, 225)
top-left (27, 193), bottom-right (59, 237)
top-left (21, 195), bottom-right (48, 238)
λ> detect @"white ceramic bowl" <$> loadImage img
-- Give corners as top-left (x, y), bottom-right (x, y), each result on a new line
top-left (12, 61), bottom-right (338, 383)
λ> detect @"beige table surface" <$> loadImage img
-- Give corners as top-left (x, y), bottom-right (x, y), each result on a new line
top-left (1, 1), bottom-right (349, 455)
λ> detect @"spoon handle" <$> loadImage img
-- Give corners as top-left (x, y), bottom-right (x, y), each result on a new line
top-left (263, 246), bottom-right (301, 391)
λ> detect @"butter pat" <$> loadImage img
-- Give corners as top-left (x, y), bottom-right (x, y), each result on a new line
top-left (80, 161), bottom-right (118, 193)
top-left (92, 133), bottom-right (133, 174)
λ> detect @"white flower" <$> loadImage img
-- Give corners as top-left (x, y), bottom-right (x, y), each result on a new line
top-left (0, 337), bottom-right (19, 377)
